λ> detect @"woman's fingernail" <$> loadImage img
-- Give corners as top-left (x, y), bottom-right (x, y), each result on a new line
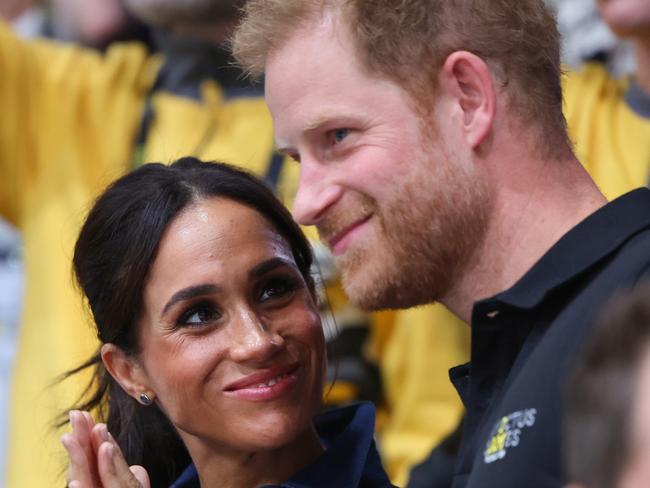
top-left (107, 444), bottom-right (114, 462)
top-left (99, 424), bottom-right (109, 441)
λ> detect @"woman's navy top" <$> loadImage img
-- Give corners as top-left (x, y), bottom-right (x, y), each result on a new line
top-left (170, 402), bottom-right (396, 488)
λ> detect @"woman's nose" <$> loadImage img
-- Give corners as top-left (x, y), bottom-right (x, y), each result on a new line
top-left (228, 309), bottom-right (284, 363)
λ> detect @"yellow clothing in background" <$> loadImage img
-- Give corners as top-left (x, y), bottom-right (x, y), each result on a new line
top-left (1, 22), bottom-right (298, 487)
top-left (564, 62), bottom-right (650, 199)
top-left (378, 306), bottom-right (469, 486)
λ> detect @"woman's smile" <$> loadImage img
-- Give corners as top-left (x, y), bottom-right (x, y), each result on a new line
top-left (223, 363), bottom-right (302, 400)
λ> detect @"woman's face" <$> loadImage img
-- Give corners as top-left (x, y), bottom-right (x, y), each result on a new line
top-left (135, 197), bottom-right (325, 453)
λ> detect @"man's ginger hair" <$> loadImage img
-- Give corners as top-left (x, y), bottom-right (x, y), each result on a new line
top-left (233, 0), bottom-right (571, 157)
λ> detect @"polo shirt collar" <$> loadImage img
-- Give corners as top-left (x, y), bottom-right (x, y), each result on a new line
top-left (488, 188), bottom-right (650, 311)
top-left (451, 188), bottom-right (650, 407)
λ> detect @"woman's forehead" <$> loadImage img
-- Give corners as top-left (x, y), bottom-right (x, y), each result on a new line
top-left (152, 198), bottom-right (294, 276)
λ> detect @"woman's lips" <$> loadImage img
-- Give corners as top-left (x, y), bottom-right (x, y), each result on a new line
top-left (326, 214), bottom-right (372, 255)
top-left (223, 363), bottom-right (301, 401)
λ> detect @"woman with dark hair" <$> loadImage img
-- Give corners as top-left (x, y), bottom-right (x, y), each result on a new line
top-left (60, 157), bottom-right (394, 488)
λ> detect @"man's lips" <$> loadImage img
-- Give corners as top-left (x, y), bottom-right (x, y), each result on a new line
top-left (223, 362), bottom-right (300, 392)
top-left (323, 214), bottom-right (373, 255)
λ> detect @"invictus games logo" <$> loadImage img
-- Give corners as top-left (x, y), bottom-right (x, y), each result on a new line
top-left (483, 408), bottom-right (537, 464)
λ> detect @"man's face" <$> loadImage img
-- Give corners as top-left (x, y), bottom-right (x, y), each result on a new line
top-left (619, 346), bottom-right (650, 488)
top-left (122, 0), bottom-right (244, 26)
top-left (597, 0), bottom-right (650, 38)
top-left (265, 13), bottom-right (493, 311)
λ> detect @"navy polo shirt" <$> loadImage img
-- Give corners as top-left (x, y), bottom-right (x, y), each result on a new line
top-left (170, 402), bottom-right (395, 488)
top-left (451, 188), bottom-right (650, 488)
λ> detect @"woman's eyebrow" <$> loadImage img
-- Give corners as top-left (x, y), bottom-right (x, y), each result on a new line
top-left (162, 283), bottom-right (220, 315)
top-left (249, 257), bottom-right (297, 278)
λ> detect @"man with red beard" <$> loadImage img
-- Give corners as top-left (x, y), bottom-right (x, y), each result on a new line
top-left (231, 1), bottom-right (650, 487)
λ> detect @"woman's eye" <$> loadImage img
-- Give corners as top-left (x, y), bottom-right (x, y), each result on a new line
top-left (259, 278), bottom-right (299, 303)
top-left (178, 303), bottom-right (220, 327)
top-left (330, 128), bottom-right (349, 145)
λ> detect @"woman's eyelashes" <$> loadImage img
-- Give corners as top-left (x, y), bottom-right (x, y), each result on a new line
top-left (257, 275), bottom-right (302, 304)
top-left (177, 300), bottom-right (222, 328)
top-left (173, 276), bottom-right (302, 328)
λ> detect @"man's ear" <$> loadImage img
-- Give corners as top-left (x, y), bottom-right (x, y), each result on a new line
top-left (101, 343), bottom-right (154, 403)
top-left (439, 51), bottom-right (496, 149)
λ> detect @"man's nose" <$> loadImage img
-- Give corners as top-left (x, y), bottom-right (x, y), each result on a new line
top-left (228, 309), bottom-right (284, 363)
top-left (291, 159), bottom-right (343, 226)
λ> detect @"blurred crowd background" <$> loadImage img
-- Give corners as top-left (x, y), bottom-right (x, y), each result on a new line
top-left (0, 0), bottom-right (647, 486)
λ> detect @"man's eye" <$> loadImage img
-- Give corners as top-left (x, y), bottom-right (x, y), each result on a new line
top-left (259, 278), bottom-right (299, 303)
top-left (178, 303), bottom-right (220, 327)
top-left (330, 128), bottom-right (350, 144)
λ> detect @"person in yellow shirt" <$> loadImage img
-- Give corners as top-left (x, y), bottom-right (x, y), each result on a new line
top-left (564, 0), bottom-right (650, 198)
top-left (0, 1), bottom-right (305, 486)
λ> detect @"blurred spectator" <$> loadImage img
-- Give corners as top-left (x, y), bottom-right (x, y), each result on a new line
top-left (0, 2), bottom-right (152, 484)
top-left (3, 0), bottom-right (151, 48)
top-left (49, 0), bottom-right (138, 48)
top-left (565, 283), bottom-right (650, 488)
top-left (0, 0), bottom-right (35, 22)
top-left (0, 1), bottom-right (303, 486)
top-left (563, 0), bottom-right (650, 199)
top-left (0, 217), bottom-right (22, 483)
top-left (557, 0), bottom-right (635, 76)
top-left (1, 0), bottom-right (47, 37)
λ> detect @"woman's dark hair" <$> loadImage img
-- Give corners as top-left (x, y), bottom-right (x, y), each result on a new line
top-left (59, 157), bottom-right (314, 486)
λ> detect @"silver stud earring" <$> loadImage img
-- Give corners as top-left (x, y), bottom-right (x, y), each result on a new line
top-left (138, 393), bottom-right (153, 406)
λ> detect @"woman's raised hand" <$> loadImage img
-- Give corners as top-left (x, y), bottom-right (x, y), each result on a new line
top-left (61, 410), bottom-right (151, 488)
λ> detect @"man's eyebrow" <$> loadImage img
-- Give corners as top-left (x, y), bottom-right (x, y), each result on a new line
top-left (305, 112), bottom-right (362, 131)
top-left (275, 113), bottom-right (363, 153)
top-left (162, 284), bottom-right (220, 315)
top-left (304, 115), bottom-right (334, 131)
top-left (249, 257), bottom-right (297, 278)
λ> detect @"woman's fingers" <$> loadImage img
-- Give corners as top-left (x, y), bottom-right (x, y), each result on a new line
top-left (61, 431), bottom-right (98, 487)
top-left (106, 431), bottom-right (151, 488)
top-left (82, 410), bottom-right (96, 432)
top-left (90, 422), bottom-right (110, 456)
top-left (129, 466), bottom-right (151, 488)
top-left (97, 439), bottom-right (150, 488)
top-left (69, 410), bottom-right (101, 483)
top-left (66, 416), bottom-right (151, 488)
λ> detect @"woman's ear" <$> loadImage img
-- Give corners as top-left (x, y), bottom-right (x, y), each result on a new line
top-left (101, 343), bottom-right (155, 404)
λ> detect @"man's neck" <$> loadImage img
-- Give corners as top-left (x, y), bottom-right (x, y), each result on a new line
top-left (440, 149), bottom-right (607, 324)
